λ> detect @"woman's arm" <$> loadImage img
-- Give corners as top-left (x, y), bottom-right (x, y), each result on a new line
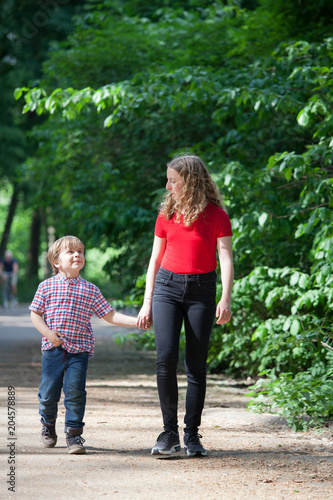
top-left (216, 236), bottom-right (234, 325)
top-left (137, 235), bottom-right (166, 329)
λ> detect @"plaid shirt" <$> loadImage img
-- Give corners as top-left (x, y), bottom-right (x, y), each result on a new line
top-left (29, 274), bottom-right (114, 358)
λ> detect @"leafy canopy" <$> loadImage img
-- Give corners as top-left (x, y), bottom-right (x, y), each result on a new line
top-left (15, 0), bottom-right (333, 429)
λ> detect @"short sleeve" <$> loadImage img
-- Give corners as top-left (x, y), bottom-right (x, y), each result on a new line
top-left (29, 283), bottom-right (46, 314)
top-left (93, 289), bottom-right (114, 318)
top-left (216, 209), bottom-right (233, 238)
top-left (154, 213), bottom-right (167, 238)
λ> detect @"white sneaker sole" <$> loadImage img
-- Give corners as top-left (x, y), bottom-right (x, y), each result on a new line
top-left (184, 447), bottom-right (207, 457)
top-left (151, 444), bottom-right (181, 455)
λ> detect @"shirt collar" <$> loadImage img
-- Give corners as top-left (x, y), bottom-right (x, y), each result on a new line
top-left (56, 274), bottom-right (82, 285)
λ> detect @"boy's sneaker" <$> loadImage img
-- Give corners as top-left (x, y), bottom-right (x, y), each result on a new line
top-left (41, 421), bottom-right (57, 448)
top-left (66, 428), bottom-right (86, 454)
top-left (184, 432), bottom-right (207, 457)
top-left (151, 430), bottom-right (181, 455)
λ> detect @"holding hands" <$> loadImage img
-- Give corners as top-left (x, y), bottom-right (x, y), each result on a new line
top-left (137, 299), bottom-right (152, 330)
top-left (137, 298), bottom-right (231, 328)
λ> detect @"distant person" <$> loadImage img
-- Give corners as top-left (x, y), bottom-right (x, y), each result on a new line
top-left (0, 249), bottom-right (19, 308)
top-left (137, 154), bottom-right (234, 457)
top-left (30, 235), bottom-right (144, 455)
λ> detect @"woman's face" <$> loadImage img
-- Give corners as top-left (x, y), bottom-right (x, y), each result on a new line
top-left (166, 167), bottom-right (185, 201)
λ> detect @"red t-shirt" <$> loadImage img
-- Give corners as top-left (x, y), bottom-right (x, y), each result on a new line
top-left (154, 203), bottom-right (232, 274)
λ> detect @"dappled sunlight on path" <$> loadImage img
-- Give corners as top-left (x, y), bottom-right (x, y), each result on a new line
top-left (1, 306), bottom-right (333, 498)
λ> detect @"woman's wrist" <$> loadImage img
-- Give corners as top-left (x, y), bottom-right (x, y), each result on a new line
top-left (220, 297), bottom-right (231, 304)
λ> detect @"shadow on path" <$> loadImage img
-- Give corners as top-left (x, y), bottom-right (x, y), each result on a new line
top-left (1, 306), bottom-right (333, 499)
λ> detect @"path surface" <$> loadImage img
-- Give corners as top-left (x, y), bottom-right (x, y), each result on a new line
top-left (1, 305), bottom-right (333, 499)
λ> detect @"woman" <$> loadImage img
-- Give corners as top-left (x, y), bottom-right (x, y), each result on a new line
top-left (137, 154), bottom-right (233, 457)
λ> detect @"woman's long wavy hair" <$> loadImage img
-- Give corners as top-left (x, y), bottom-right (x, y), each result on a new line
top-left (160, 155), bottom-right (225, 226)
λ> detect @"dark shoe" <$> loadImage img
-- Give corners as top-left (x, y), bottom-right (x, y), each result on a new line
top-left (151, 430), bottom-right (180, 455)
top-left (41, 421), bottom-right (57, 448)
top-left (66, 428), bottom-right (86, 454)
top-left (184, 432), bottom-right (207, 457)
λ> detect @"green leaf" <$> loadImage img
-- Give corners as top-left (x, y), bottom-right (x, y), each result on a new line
top-left (14, 88), bottom-right (23, 100)
top-left (298, 274), bottom-right (308, 289)
top-left (290, 272), bottom-right (300, 286)
top-left (283, 317), bottom-right (291, 331)
top-left (290, 319), bottom-right (301, 336)
top-left (258, 212), bottom-right (268, 227)
top-left (295, 224), bottom-right (305, 238)
top-left (284, 167), bottom-right (293, 181)
top-left (103, 115), bottom-right (113, 128)
top-left (297, 108), bottom-right (309, 126)
top-left (249, 275), bottom-right (258, 286)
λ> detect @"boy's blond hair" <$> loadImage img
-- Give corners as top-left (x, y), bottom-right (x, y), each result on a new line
top-left (48, 236), bottom-right (85, 275)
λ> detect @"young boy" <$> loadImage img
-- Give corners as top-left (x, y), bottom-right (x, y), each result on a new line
top-left (30, 235), bottom-right (140, 455)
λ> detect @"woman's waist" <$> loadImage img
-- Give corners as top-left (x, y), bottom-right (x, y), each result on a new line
top-left (158, 267), bottom-right (216, 283)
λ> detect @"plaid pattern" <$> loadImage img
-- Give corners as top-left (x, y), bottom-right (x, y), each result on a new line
top-left (29, 274), bottom-right (114, 358)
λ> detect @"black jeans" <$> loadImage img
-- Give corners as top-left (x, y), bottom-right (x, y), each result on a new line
top-left (153, 267), bottom-right (217, 434)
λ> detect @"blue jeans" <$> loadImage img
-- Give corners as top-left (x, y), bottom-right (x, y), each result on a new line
top-left (153, 267), bottom-right (217, 434)
top-left (38, 346), bottom-right (89, 431)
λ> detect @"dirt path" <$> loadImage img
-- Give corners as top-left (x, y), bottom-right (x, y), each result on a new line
top-left (1, 305), bottom-right (333, 499)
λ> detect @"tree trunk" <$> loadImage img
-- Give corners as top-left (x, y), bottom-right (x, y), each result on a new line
top-left (42, 215), bottom-right (55, 279)
top-left (0, 183), bottom-right (19, 258)
top-left (27, 210), bottom-right (41, 278)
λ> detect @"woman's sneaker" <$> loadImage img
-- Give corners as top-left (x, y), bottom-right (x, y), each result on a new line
top-left (184, 432), bottom-right (207, 457)
top-left (41, 421), bottom-right (57, 448)
top-left (66, 428), bottom-right (86, 454)
top-left (151, 430), bottom-right (181, 455)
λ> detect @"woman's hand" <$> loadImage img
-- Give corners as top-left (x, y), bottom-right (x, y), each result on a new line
top-left (216, 299), bottom-right (231, 325)
top-left (136, 235), bottom-right (166, 330)
top-left (137, 300), bottom-right (153, 330)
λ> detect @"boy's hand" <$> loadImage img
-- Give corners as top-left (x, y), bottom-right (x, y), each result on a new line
top-left (48, 331), bottom-right (64, 347)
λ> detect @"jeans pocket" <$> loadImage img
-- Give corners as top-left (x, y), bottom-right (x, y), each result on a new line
top-left (155, 272), bottom-right (170, 286)
top-left (200, 280), bottom-right (216, 294)
top-left (42, 348), bottom-right (56, 357)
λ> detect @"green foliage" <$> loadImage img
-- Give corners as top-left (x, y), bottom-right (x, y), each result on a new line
top-left (247, 367), bottom-right (333, 431)
top-left (115, 328), bottom-right (156, 352)
top-left (9, 0), bottom-right (333, 429)
top-left (208, 265), bottom-right (329, 374)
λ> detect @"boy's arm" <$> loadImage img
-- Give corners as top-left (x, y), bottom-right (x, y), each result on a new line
top-left (103, 310), bottom-right (139, 328)
top-left (30, 311), bottom-right (64, 347)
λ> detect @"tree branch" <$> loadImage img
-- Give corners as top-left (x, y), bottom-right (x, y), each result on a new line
top-left (263, 203), bottom-right (329, 219)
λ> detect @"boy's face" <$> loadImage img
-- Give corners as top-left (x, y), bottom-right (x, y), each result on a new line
top-left (54, 245), bottom-right (85, 278)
